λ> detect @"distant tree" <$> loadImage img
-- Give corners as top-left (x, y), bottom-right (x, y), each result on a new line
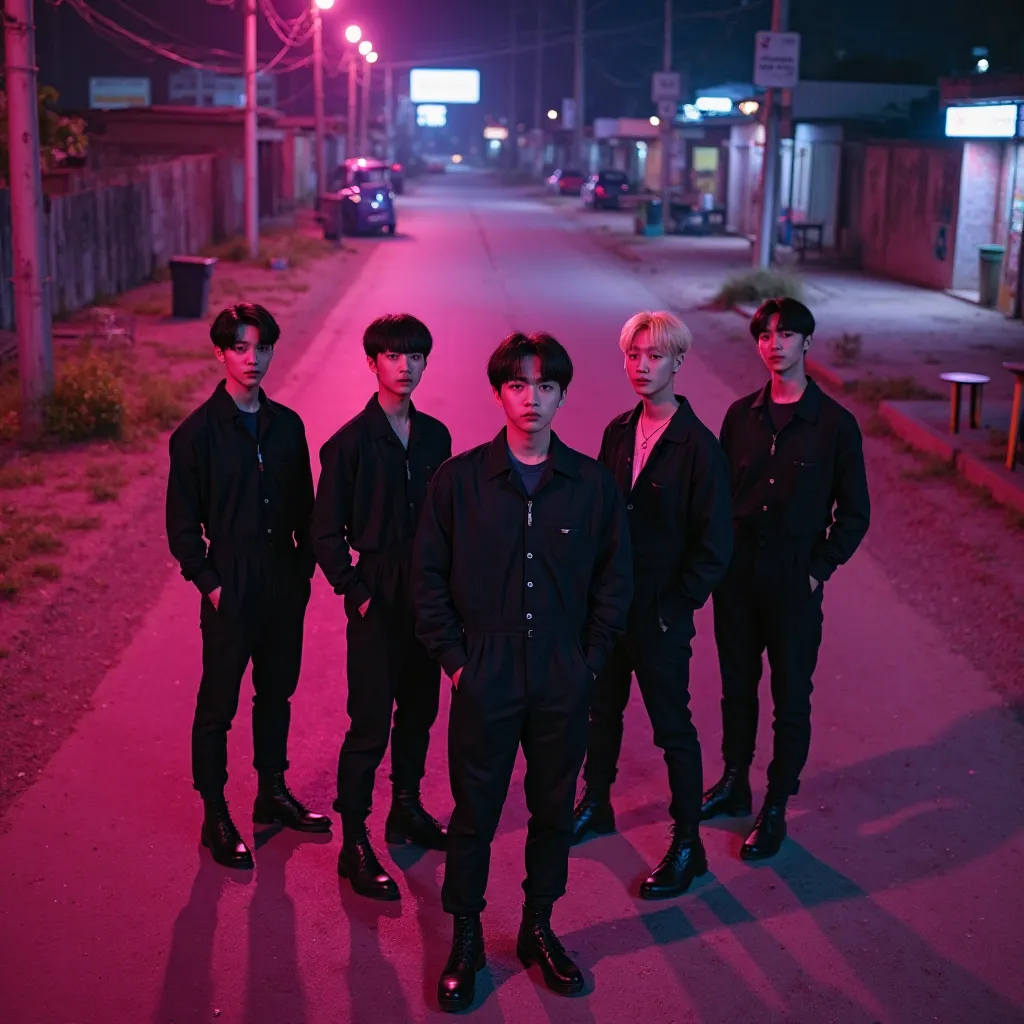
top-left (0, 84), bottom-right (88, 182)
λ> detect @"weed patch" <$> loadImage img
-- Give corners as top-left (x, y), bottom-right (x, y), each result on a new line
top-left (45, 352), bottom-right (125, 442)
top-left (713, 269), bottom-right (803, 309)
top-left (901, 455), bottom-right (956, 481)
top-left (0, 465), bottom-right (45, 488)
top-left (864, 413), bottom-right (894, 438)
top-left (845, 376), bottom-right (940, 407)
top-left (31, 562), bottom-right (62, 581)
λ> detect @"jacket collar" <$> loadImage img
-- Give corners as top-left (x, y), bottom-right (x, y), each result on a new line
top-left (627, 395), bottom-right (698, 443)
top-left (752, 377), bottom-right (822, 424)
top-left (483, 428), bottom-right (580, 480)
top-left (364, 392), bottom-right (418, 441)
top-left (211, 379), bottom-right (273, 427)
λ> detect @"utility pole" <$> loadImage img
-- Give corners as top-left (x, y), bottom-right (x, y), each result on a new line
top-left (243, 0), bottom-right (258, 258)
top-left (360, 61), bottom-right (371, 156)
top-left (509, 3), bottom-right (518, 168)
top-left (754, 0), bottom-right (789, 268)
top-left (573, 0), bottom-right (585, 168)
top-left (4, 0), bottom-right (53, 439)
top-left (347, 57), bottom-right (358, 159)
top-left (384, 64), bottom-right (395, 167)
top-left (533, 2), bottom-right (544, 175)
top-left (312, 4), bottom-right (327, 199)
top-left (660, 0), bottom-right (673, 233)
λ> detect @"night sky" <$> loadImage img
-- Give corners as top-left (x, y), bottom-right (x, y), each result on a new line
top-left (34, 0), bottom-right (1024, 132)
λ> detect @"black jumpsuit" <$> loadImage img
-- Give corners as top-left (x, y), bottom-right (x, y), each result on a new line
top-left (312, 394), bottom-right (452, 821)
top-left (166, 381), bottom-right (316, 796)
top-left (713, 379), bottom-right (870, 797)
top-left (583, 398), bottom-right (733, 826)
top-left (413, 430), bottom-right (632, 915)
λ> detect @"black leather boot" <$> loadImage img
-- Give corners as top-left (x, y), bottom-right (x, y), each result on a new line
top-left (201, 794), bottom-right (254, 870)
top-left (437, 914), bottom-right (485, 1013)
top-left (700, 764), bottom-right (753, 821)
top-left (571, 786), bottom-right (615, 846)
top-left (253, 772), bottom-right (332, 833)
top-left (741, 796), bottom-right (787, 861)
top-left (337, 821), bottom-right (400, 900)
top-left (639, 823), bottom-right (709, 900)
top-left (517, 906), bottom-right (584, 995)
top-left (384, 788), bottom-right (448, 850)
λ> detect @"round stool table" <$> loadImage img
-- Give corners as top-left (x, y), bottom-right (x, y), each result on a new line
top-left (939, 372), bottom-right (990, 434)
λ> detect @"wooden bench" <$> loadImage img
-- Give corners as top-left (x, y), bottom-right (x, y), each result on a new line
top-left (940, 372), bottom-right (990, 434)
top-left (1004, 361), bottom-right (1024, 471)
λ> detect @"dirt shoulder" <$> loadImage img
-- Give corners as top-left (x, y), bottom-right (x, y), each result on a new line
top-left (0, 219), bottom-right (372, 820)
top-left (556, 199), bottom-right (1024, 714)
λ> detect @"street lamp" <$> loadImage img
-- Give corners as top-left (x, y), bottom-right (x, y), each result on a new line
top-left (314, 0), bottom-right (334, 9)
top-left (546, 109), bottom-right (558, 120)
top-left (366, 51), bottom-right (379, 64)
top-left (649, 116), bottom-right (660, 127)
top-left (312, 0), bottom-right (335, 203)
top-left (345, 24), bottom-right (361, 42)
top-left (358, 40), bottom-right (372, 56)
top-left (360, 44), bottom-right (377, 155)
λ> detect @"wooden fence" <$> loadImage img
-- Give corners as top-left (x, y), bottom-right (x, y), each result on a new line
top-left (0, 153), bottom-right (244, 332)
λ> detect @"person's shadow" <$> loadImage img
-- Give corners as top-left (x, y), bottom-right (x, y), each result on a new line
top-left (152, 849), bottom-right (253, 1023)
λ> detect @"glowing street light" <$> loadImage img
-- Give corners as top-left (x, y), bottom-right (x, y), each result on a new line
top-left (547, 109), bottom-right (558, 120)
top-left (314, 0), bottom-right (335, 10)
top-left (345, 24), bottom-right (362, 43)
top-left (977, 58), bottom-right (990, 73)
top-left (358, 40), bottom-right (373, 56)
top-left (366, 51), bottom-right (379, 64)
top-left (649, 116), bottom-right (660, 126)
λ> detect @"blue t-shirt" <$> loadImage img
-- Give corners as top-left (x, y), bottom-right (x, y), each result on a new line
top-left (239, 409), bottom-right (258, 438)
top-left (508, 448), bottom-right (548, 495)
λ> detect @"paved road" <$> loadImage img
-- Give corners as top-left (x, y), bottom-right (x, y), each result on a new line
top-left (2, 174), bottom-right (1023, 1024)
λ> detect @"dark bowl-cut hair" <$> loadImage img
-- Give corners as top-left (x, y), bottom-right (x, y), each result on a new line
top-left (363, 313), bottom-right (433, 359)
top-left (210, 303), bottom-right (281, 350)
top-left (487, 331), bottom-right (574, 394)
top-left (749, 297), bottom-right (816, 341)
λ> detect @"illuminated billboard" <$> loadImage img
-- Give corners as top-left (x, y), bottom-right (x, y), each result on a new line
top-left (944, 104), bottom-right (1019, 139)
top-left (410, 69), bottom-right (481, 105)
top-left (417, 104), bottom-right (448, 128)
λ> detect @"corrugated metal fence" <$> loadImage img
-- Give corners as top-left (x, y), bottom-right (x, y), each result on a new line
top-left (0, 154), bottom-right (243, 332)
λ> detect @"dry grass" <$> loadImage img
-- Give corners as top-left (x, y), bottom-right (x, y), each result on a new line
top-left (864, 413), bottom-right (895, 438)
top-left (0, 512), bottom-right (68, 599)
top-left (0, 465), bottom-right (45, 489)
top-left (845, 376), bottom-right (941, 406)
top-left (901, 454), bottom-right (957, 481)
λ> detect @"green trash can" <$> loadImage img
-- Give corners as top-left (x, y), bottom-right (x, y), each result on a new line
top-left (634, 196), bottom-right (664, 237)
top-left (978, 244), bottom-right (1005, 308)
top-left (169, 256), bottom-right (218, 319)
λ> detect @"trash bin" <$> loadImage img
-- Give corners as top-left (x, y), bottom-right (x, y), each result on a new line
top-left (169, 256), bottom-right (218, 319)
top-left (978, 244), bottom-right (1005, 308)
top-left (320, 192), bottom-right (346, 242)
top-left (634, 196), bottom-right (664, 237)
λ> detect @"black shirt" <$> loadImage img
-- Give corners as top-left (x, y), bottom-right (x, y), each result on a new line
top-left (767, 394), bottom-right (797, 435)
top-left (719, 378), bottom-right (870, 582)
top-left (412, 429), bottom-right (633, 679)
top-left (166, 380), bottom-right (316, 596)
top-left (598, 397), bottom-right (733, 625)
top-left (312, 394), bottom-right (452, 606)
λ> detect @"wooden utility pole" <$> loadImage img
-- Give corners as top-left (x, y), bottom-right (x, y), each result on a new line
top-left (573, 0), bottom-right (585, 167)
top-left (754, 0), bottom-right (790, 268)
top-left (243, 0), bottom-right (259, 258)
top-left (4, 0), bottom-right (53, 439)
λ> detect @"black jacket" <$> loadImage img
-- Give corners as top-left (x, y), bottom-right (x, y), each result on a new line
top-left (412, 429), bottom-right (633, 679)
top-left (599, 397), bottom-right (733, 626)
top-left (719, 378), bottom-right (870, 582)
top-left (166, 380), bottom-right (315, 596)
top-left (312, 395), bottom-right (452, 606)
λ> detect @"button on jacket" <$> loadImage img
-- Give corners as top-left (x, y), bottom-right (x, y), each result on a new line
top-left (166, 380), bottom-right (316, 596)
top-left (312, 394), bottom-right (452, 608)
top-left (719, 378), bottom-right (870, 581)
top-left (599, 397), bottom-right (733, 625)
top-left (412, 429), bottom-right (633, 680)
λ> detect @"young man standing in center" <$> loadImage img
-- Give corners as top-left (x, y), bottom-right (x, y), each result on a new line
top-left (572, 311), bottom-right (733, 900)
top-left (313, 313), bottom-right (452, 901)
top-left (413, 332), bottom-right (632, 1012)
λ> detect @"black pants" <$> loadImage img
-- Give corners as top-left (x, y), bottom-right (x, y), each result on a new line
top-left (712, 543), bottom-right (824, 798)
top-left (192, 555), bottom-right (311, 795)
top-left (335, 558), bottom-right (441, 820)
top-left (583, 615), bottom-right (701, 826)
top-left (443, 630), bottom-right (591, 916)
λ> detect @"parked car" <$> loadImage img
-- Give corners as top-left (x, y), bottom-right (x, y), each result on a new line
top-left (547, 168), bottom-right (587, 196)
top-left (333, 158), bottom-right (402, 193)
top-left (424, 156), bottom-right (447, 173)
top-left (582, 170), bottom-right (631, 209)
top-left (324, 161), bottom-right (396, 236)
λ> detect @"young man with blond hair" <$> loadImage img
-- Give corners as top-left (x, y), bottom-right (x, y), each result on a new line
top-left (572, 311), bottom-right (732, 899)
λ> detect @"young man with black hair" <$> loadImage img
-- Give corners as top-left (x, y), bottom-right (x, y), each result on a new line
top-left (313, 313), bottom-right (452, 901)
top-left (413, 332), bottom-right (632, 1012)
top-left (704, 297), bottom-right (870, 860)
top-left (167, 303), bottom-right (330, 870)
top-left (572, 311), bottom-right (733, 899)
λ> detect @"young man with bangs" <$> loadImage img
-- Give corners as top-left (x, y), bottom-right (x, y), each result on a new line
top-left (572, 311), bottom-right (733, 900)
top-left (313, 313), bottom-right (452, 901)
top-left (413, 332), bottom-right (632, 1012)
top-left (167, 303), bottom-right (330, 871)
top-left (703, 297), bottom-right (869, 860)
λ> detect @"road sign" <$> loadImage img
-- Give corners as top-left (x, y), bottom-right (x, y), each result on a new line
top-left (656, 99), bottom-right (677, 120)
top-left (754, 31), bottom-right (801, 89)
top-left (651, 71), bottom-right (681, 103)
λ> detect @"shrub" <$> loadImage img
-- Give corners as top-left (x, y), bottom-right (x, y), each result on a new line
top-left (44, 352), bottom-right (125, 442)
top-left (131, 375), bottom-right (190, 430)
top-left (713, 269), bottom-right (804, 309)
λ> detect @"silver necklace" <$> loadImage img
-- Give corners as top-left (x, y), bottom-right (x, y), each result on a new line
top-left (639, 414), bottom-right (671, 450)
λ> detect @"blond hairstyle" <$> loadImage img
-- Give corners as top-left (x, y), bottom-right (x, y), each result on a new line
top-left (619, 311), bottom-right (693, 359)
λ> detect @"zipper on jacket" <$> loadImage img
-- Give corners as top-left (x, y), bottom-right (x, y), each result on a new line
top-left (527, 500), bottom-right (533, 527)
top-left (770, 434), bottom-right (777, 457)
top-left (405, 458), bottom-right (411, 481)
top-left (257, 443), bottom-right (264, 471)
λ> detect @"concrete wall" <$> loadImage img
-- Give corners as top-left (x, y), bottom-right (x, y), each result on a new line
top-left (953, 142), bottom-right (1003, 290)
top-left (861, 142), bottom-right (963, 290)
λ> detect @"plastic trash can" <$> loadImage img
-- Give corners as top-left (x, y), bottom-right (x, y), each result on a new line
top-left (320, 193), bottom-right (346, 242)
top-left (169, 256), bottom-right (218, 319)
top-left (978, 244), bottom-right (1005, 308)
top-left (634, 196), bottom-right (664, 237)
